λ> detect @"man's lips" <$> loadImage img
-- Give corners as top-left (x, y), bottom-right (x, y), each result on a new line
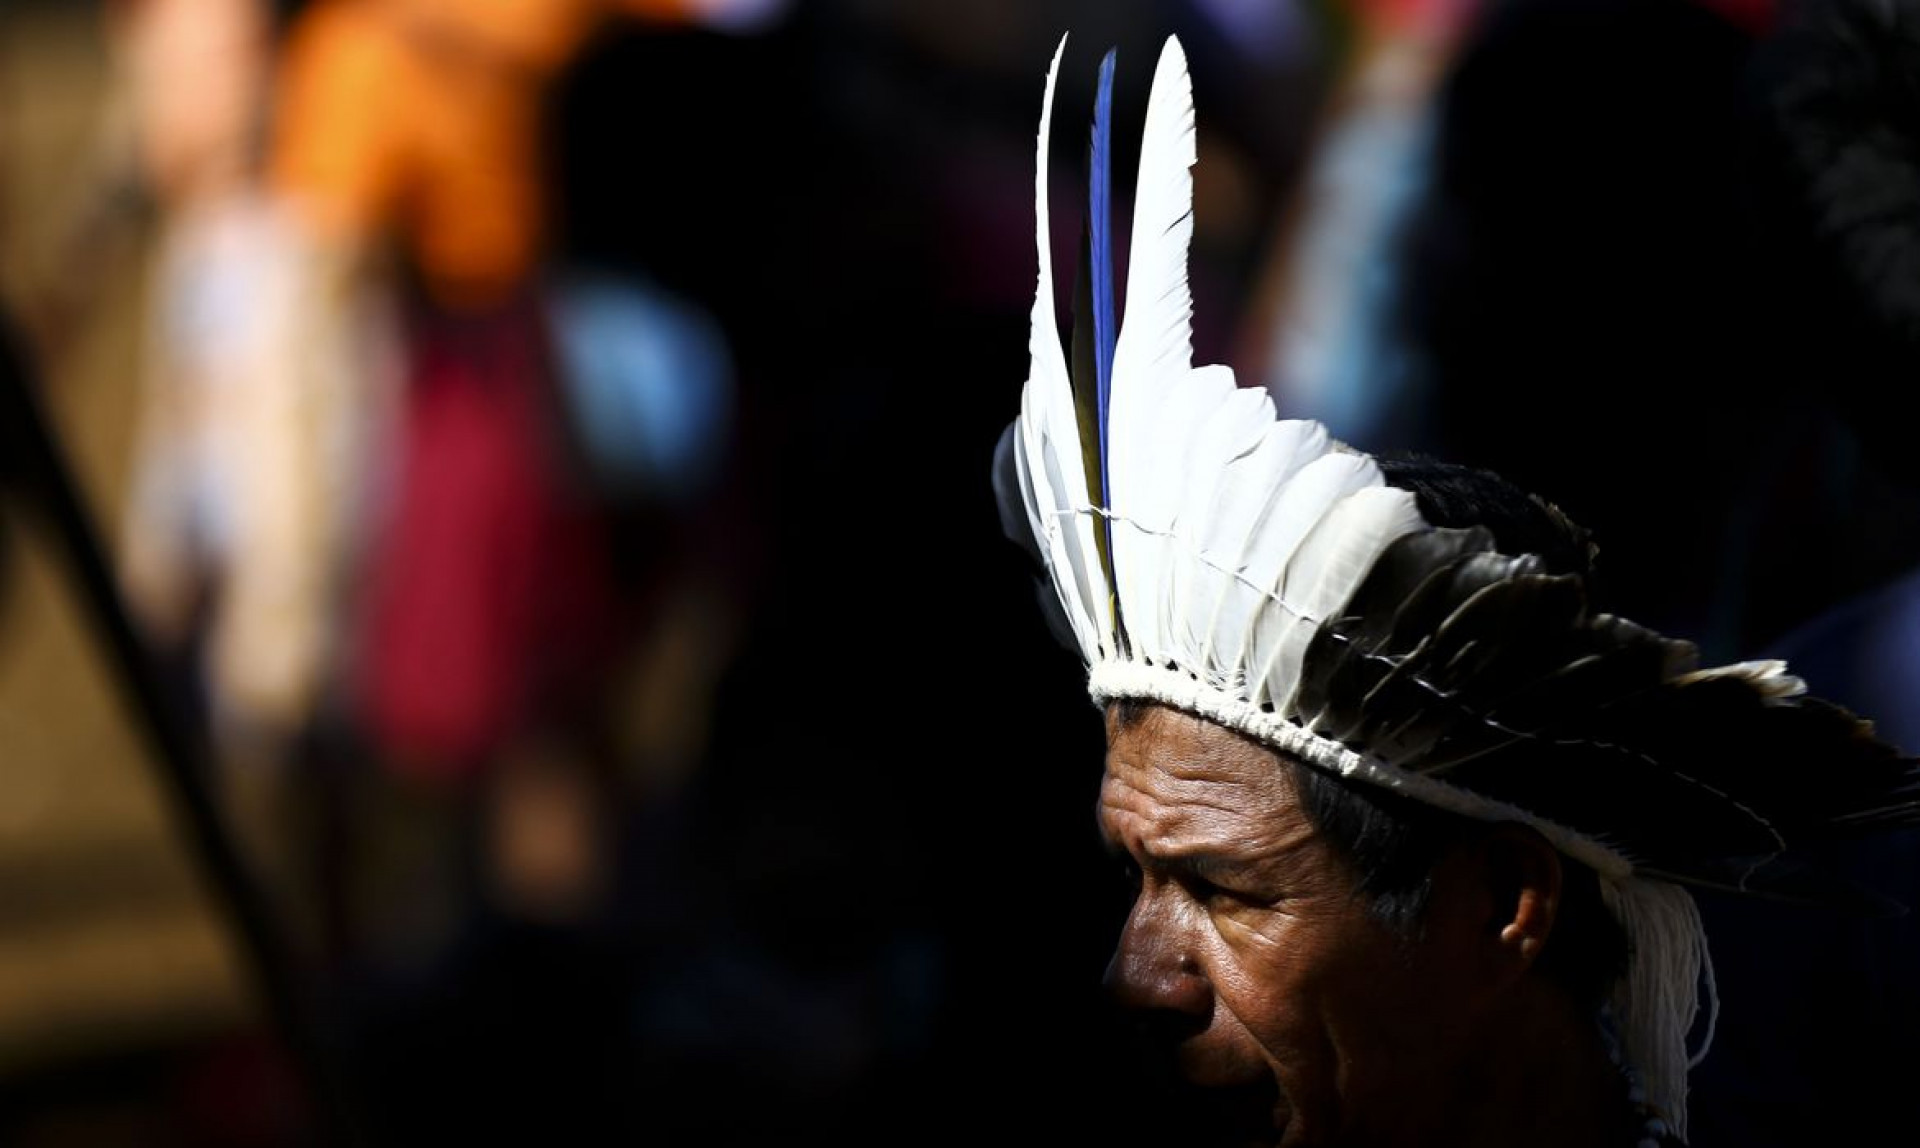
top-left (1141, 1044), bottom-right (1285, 1144)
top-left (1112, 1020), bottom-right (1286, 1142)
top-left (1173, 1039), bottom-right (1272, 1091)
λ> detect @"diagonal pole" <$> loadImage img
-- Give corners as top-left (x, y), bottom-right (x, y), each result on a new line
top-left (0, 307), bottom-right (355, 1146)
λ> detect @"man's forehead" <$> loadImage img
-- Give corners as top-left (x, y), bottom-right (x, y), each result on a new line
top-left (1104, 703), bottom-right (1299, 787)
top-left (1099, 704), bottom-right (1312, 851)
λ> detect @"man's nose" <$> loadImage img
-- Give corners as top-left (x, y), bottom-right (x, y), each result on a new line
top-left (1103, 890), bottom-right (1212, 1022)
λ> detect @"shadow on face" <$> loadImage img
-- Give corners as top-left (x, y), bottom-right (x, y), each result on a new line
top-left (1094, 702), bottom-right (1570, 1147)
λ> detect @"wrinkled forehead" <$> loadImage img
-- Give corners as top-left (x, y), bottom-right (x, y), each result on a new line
top-left (1103, 702), bottom-right (1297, 783)
top-left (1098, 703), bottom-right (1316, 853)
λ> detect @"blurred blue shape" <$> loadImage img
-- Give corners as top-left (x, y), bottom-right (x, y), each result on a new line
top-left (1191, 0), bottom-right (1311, 63)
top-left (1767, 564), bottom-right (1920, 754)
top-left (545, 270), bottom-right (735, 506)
top-left (1268, 99), bottom-right (1436, 450)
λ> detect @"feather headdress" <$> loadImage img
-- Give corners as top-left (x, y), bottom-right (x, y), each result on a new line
top-left (998, 34), bottom-right (1920, 1139)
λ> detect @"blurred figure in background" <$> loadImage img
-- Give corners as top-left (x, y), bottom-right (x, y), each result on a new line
top-left (265, 0), bottom-right (763, 946)
top-left (1394, 0), bottom-right (1805, 656)
top-left (104, 0), bottom-right (381, 950)
top-left (27, 0), bottom-right (758, 1136)
top-left (1239, 0), bottom-right (1481, 447)
top-left (262, 0), bottom-right (760, 1141)
top-left (1238, 0), bottom-right (1920, 661)
top-left (99, 0), bottom-right (285, 723)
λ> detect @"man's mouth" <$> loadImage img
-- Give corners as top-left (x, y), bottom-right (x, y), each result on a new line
top-left (1110, 1021), bottom-right (1285, 1144)
top-left (1151, 1062), bottom-right (1286, 1146)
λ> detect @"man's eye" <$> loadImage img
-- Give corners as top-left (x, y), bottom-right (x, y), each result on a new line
top-left (1181, 874), bottom-right (1220, 902)
top-left (1184, 874), bottom-right (1253, 908)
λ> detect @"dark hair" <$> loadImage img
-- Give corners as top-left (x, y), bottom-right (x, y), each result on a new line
top-left (1292, 758), bottom-right (1626, 1012)
top-left (1109, 458), bottom-right (1627, 1010)
top-left (1373, 451), bottom-right (1597, 580)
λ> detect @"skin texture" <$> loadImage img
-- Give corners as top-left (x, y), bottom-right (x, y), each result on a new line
top-left (1098, 704), bottom-right (1625, 1148)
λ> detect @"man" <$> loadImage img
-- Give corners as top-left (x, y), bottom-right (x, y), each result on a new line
top-left (994, 35), bottom-right (1920, 1147)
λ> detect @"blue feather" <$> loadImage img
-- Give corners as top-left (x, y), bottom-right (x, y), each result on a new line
top-left (1091, 48), bottom-right (1118, 510)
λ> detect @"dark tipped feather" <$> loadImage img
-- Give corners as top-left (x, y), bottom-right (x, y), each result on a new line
top-left (1285, 514), bottom-right (1920, 904)
top-left (1070, 221), bottom-right (1116, 620)
top-left (1090, 46), bottom-right (1119, 481)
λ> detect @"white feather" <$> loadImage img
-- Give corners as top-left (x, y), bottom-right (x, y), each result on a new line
top-left (1266, 484), bottom-right (1425, 716)
top-left (1238, 452), bottom-right (1381, 706)
top-left (1108, 36), bottom-right (1197, 662)
top-left (1013, 379), bottom-right (1046, 561)
top-left (1016, 34), bottom-right (1109, 660)
top-left (1676, 660), bottom-right (1806, 699)
top-left (1168, 382), bottom-right (1273, 660)
top-left (1039, 416), bottom-right (1107, 656)
top-left (1120, 364), bottom-right (1236, 667)
top-left (1111, 36), bottom-right (1198, 416)
top-left (1016, 362), bottom-right (1089, 655)
top-left (1026, 35), bottom-right (1073, 416)
top-left (1192, 421), bottom-right (1335, 679)
top-left (1020, 381), bottom-right (1097, 657)
top-left (1013, 34), bottom-right (1422, 696)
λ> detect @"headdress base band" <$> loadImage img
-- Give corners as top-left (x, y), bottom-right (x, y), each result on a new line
top-left (1088, 658), bottom-right (1635, 882)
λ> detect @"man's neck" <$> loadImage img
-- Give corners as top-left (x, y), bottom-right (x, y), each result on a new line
top-left (1404, 987), bottom-right (1636, 1148)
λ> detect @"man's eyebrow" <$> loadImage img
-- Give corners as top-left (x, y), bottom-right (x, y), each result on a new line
top-left (1097, 826), bottom-right (1250, 883)
top-left (1158, 849), bottom-right (1251, 884)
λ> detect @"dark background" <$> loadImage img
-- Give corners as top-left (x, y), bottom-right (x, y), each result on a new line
top-left (5, 0), bottom-right (1920, 1143)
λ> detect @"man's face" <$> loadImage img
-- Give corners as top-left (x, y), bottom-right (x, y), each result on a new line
top-left (1097, 705), bottom-right (1477, 1147)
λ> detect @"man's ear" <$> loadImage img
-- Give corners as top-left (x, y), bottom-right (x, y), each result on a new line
top-left (1481, 822), bottom-right (1564, 978)
top-left (1422, 822), bottom-right (1565, 1001)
